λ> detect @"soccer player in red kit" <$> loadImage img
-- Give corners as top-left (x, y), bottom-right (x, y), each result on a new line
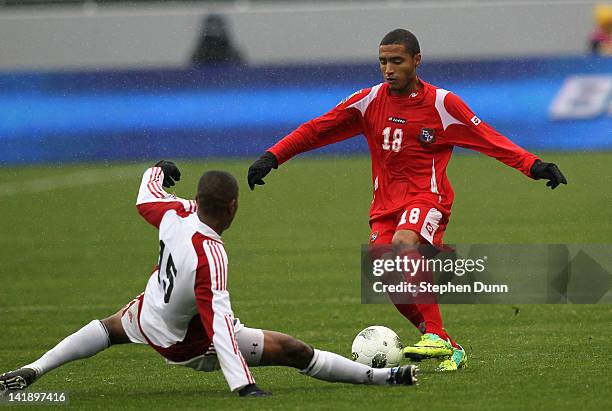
top-left (247, 29), bottom-right (567, 371)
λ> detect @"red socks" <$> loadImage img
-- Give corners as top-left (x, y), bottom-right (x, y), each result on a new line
top-left (393, 304), bottom-right (425, 332)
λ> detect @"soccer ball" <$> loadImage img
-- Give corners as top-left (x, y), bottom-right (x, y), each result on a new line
top-left (350, 325), bottom-right (404, 368)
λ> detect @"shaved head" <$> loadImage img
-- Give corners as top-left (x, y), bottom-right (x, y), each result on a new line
top-left (196, 170), bottom-right (239, 218)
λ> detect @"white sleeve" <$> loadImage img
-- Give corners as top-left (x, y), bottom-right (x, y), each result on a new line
top-left (135, 167), bottom-right (197, 228)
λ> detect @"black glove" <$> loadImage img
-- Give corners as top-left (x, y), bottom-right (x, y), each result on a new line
top-left (154, 160), bottom-right (181, 188)
top-left (238, 383), bottom-right (272, 397)
top-left (530, 159), bottom-right (567, 190)
top-left (247, 151), bottom-right (278, 190)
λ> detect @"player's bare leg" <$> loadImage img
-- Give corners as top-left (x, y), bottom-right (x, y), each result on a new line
top-left (0, 310), bottom-right (128, 393)
top-left (258, 330), bottom-right (417, 385)
top-left (259, 331), bottom-right (314, 368)
top-left (390, 229), bottom-right (467, 370)
top-left (101, 311), bottom-right (132, 345)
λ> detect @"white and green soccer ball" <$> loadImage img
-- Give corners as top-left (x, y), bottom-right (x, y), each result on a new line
top-left (351, 325), bottom-right (404, 368)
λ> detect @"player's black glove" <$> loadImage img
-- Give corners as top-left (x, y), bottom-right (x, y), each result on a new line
top-left (154, 160), bottom-right (181, 188)
top-left (530, 159), bottom-right (567, 190)
top-left (238, 383), bottom-right (272, 397)
top-left (247, 151), bottom-right (278, 190)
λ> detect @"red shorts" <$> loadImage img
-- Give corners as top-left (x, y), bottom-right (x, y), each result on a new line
top-left (369, 201), bottom-right (450, 245)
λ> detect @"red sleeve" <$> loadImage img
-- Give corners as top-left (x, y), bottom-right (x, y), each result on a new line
top-left (443, 93), bottom-right (539, 178)
top-left (135, 167), bottom-right (197, 228)
top-left (192, 234), bottom-right (255, 391)
top-left (267, 89), bottom-right (369, 165)
top-left (136, 202), bottom-right (195, 229)
top-left (193, 252), bottom-right (214, 341)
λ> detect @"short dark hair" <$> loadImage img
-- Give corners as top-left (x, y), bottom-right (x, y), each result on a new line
top-left (380, 29), bottom-right (420, 56)
top-left (196, 170), bottom-right (238, 217)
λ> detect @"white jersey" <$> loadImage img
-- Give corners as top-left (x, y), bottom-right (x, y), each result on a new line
top-left (134, 167), bottom-right (254, 391)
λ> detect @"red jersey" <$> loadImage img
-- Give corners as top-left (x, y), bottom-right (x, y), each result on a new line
top-left (268, 80), bottom-right (539, 221)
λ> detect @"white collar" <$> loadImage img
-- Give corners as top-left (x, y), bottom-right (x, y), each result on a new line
top-left (189, 213), bottom-right (223, 243)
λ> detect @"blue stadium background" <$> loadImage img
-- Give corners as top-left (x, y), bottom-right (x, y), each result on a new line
top-left (1, 56), bottom-right (610, 164)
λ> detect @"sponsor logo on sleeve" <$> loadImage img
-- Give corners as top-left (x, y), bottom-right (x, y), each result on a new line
top-left (470, 116), bottom-right (482, 126)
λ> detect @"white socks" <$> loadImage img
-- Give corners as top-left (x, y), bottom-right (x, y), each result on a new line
top-left (21, 324), bottom-right (397, 386)
top-left (25, 320), bottom-right (111, 376)
top-left (300, 349), bottom-right (393, 385)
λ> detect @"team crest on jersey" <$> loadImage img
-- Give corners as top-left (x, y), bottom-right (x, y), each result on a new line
top-left (419, 128), bottom-right (436, 145)
top-left (388, 116), bottom-right (407, 124)
top-left (370, 231), bottom-right (379, 242)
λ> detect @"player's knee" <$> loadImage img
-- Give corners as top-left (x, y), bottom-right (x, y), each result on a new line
top-left (392, 230), bottom-right (419, 246)
top-left (101, 313), bottom-right (130, 345)
top-left (281, 337), bottom-right (313, 369)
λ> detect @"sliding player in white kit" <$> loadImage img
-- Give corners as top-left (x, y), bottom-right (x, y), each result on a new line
top-left (0, 161), bottom-right (417, 397)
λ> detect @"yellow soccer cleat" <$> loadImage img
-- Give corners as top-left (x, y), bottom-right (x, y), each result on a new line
top-left (403, 333), bottom-right (454, 361)
top-left (436, 344), bottom-right (468, 372)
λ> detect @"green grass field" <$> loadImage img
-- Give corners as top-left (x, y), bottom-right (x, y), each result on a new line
top-left (1, 152), bottom-right (611, 410)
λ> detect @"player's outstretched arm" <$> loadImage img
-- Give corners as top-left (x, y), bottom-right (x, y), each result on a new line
top-left (135, 160), bottom-right (197, 228)
top-left (247, 151), bottom-right (278, 190)
top-left (194, 241), bottom-right (259, 393)
top-left (530, 159), bottom-right (568, 190)
top-left (442, 92), bottom-right (546, 180)
top-left (247, 88), bottom-right (372, 190)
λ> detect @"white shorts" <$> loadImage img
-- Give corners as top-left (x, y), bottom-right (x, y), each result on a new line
top-left (120, 294), bottom-right (264, 371)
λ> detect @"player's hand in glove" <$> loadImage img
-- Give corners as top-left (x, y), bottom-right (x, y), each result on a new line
top-left (530, 159), bottom-right (567, 190)
top-left (154, 160), bottom-right (181, 188)
top-left (247, 151), bottom-right (278, 190)
top-left (238, 383), bottom-right (272, 397)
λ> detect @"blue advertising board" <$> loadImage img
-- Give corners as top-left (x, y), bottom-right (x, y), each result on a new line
top-left (0, 56), bottom-right (610, 164)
